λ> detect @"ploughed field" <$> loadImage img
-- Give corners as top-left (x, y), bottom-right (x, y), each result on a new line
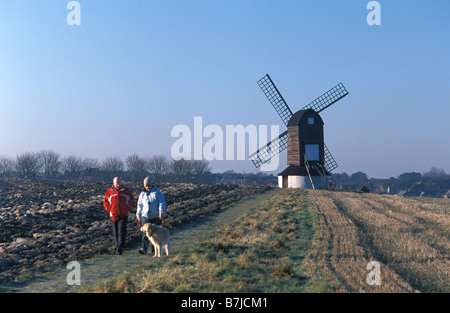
top-left (0, 179), bottom-right (270, 283)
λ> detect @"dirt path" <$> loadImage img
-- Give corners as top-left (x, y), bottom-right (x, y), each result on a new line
top-left (1, 188), bottom-right (280, 293)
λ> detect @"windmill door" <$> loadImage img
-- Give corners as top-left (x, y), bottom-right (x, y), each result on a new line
top-left (305, 144), bottom-right (320, 161)
top-left (283, 176), bottom-right (288, 188)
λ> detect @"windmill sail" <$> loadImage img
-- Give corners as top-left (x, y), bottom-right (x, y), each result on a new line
top-left (249, 130), bottom-right (288, 168)
top-left (257, 74), bottom-right (293, 126)
top-left (324, 144), bottom-right (338, 172)
top-left (301, 83), bottom-right (348, 113)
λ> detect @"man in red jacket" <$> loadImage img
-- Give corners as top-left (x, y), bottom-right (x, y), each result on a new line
top-left (103, 177), bottom-right (135, 255)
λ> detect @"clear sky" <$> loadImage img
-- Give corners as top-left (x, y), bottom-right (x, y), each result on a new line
top-left (0, 0), bottom-right (449, 178)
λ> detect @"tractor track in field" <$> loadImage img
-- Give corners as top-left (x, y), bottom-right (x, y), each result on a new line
top-left (306, 190), bottom-right (449, 292)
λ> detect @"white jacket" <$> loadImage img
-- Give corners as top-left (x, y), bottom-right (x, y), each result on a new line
top-left (136, 187), bottom-right (166, 219)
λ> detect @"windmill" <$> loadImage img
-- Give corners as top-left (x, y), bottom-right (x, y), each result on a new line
top-left (249, 74), bottom-right (349, 189)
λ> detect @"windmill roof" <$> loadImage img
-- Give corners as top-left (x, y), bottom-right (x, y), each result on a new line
top-left (287, 109), bottom-right (323, 127)
top-left (278, 164), bottom-right (324, 176)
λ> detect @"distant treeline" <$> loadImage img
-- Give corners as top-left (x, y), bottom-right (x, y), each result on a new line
top-left (0, 150), bottom-right (277, 185)
top-left (1, 151), bottom-right (448, 197)
top-left (333, 168), bottom-right (450, 198)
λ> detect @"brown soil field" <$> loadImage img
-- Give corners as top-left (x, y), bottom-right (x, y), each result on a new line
top-left (304, 189), bottom-right (449, 292)
top-left (0, 179), bottom-right (270, 284)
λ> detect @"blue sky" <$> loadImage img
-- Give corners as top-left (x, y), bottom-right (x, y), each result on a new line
top-left (0, 0), bottom-right (449, 178)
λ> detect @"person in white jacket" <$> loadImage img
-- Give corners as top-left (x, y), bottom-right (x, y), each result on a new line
top-left (137, 176), bottom-right (166, 254)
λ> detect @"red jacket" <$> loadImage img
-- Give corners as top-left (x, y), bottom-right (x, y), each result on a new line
top-left (103, 186), bottom-right (135, 222)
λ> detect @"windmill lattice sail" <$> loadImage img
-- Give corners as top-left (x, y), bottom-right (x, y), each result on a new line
top-left (257, 74), bottom-right (293, 126)
top-left (324, 144), bottom-right (338, 172)
top-left (249, 130), bottom-right (288, 168)
top-left (301, 83), bottom-right (348, 113)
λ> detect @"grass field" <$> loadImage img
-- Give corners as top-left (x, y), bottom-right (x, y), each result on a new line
top-left (87, 189), bottom-right (449, 293)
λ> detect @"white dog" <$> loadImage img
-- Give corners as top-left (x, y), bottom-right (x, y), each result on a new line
top-left (140, 223), bottom-right (171, 257)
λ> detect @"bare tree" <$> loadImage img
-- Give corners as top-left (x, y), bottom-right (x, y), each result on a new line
top-left (147, 155), bottom-right (170, 183)
top-left (170, 158), bottom-right (193, 182)
top-left (0, 155), bottom-right (15, 178)
top-left (15, 152), bottom-right (41, 179)
top-left (169, 159), bottom-right (211, 183)
top-left (39, 150), bottom-right (62, 180)
top-left (102, 156), bottom-right (124, 180)
top-left (423, 167), bottom-right (447, 180)
top-left (126, 154), bottom-right (148, 182)
top-left (83, 158), bottom-right (100, 170)
top-left (62, 155), bottom-right (84, 180)
top-left (191, 160), bottom-right (212, 183)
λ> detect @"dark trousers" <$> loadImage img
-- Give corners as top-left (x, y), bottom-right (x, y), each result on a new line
top-left (140, 217), bottom-right (161, 251)
top-left (112, 215), bottom-right (128, 249)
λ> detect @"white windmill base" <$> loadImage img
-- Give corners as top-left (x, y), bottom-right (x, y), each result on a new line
top-left (278, 175), bottom-right (331, 189)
